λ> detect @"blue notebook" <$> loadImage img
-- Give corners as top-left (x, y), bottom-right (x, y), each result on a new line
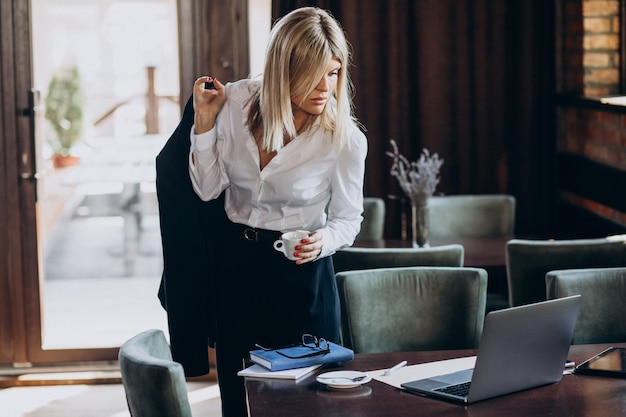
top-left (249, 341), bottom-right (354, 371)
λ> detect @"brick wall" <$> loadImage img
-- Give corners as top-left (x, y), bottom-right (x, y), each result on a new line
top-left (558, 0), bottom-right (626, 231)
top-left (562, 0), bottom-right (584, 94)
top-left (562, 0), bottom-right (620, 96)
top-left (557, 105), bottom-right (626, 227)
top-left (583, 0), bottom-right (620, 96)
top-left (559, 107), bottom-right (626, 169)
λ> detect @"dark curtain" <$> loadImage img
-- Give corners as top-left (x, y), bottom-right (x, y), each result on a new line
top-left (273, 0), bottom-right (556, 238)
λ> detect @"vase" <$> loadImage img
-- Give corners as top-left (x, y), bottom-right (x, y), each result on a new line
top-left (411, 199), bottom-right (429, 247)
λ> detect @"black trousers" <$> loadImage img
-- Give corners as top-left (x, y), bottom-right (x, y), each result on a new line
top-left (214, 221), bottom-right (340, 417)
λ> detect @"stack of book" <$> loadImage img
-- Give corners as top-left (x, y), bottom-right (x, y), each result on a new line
top-left (238, 341), bottom-right (354, 381)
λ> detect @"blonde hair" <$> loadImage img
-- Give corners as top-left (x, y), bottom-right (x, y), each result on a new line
top-left (247, 7), bottom-right (356, 153)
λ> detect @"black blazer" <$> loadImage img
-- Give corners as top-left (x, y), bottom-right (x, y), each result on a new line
top-left (156, 97), bottom-right (224, 376)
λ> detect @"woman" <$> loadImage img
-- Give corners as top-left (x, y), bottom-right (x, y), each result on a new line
top-left (188, 7), bottom-right (367, 417)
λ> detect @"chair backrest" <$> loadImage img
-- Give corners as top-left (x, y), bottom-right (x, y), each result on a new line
top-left (332, 245), bottom-right (464, 273)
top-left (507, 236), bottom-right (626, 307)
top-left (336, 266), bottom-right (487, 353)
top-left (355, 197), bottom-right (386, 241)
top-left (119, 329), bottom-right (193, 417)
top-left (428, 194), bottom-right (516, 238)
top-left (546, 267), bottom-right (626, 344)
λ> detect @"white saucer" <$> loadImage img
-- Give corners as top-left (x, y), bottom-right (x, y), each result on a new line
top-left (316, 370), bottom-right (371, 389)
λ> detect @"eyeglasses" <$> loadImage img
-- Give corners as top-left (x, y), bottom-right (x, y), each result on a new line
top-left (254, 334), bottom-right (330, 359)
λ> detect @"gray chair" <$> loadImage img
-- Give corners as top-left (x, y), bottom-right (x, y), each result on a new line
top-left (546, 267), bottom-right (626, 344)
top-left (355, 197), bottom-right (386, 241)
top-left (507, 236), bottom-right (626, 307)
top-left (428, 194), bottom-right (516, 238)
top-left (332, 244), bottom-right (464, 273)
top-left (336, 266), bottom-right (487, 353)
top-left (119, 329), bottom-right (193, 417)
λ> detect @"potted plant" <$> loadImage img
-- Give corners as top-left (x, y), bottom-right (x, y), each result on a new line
top-left (45, 65), bottom-right (84, 168)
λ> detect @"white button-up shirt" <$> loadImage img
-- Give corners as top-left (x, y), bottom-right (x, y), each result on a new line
top-left (189, 79), bottom-right (368, 258)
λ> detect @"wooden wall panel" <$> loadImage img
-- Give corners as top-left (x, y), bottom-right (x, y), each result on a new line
top-left (178, 0), bottom-right (249, 106)
top-left (0, 0), bottom-right (30, 365)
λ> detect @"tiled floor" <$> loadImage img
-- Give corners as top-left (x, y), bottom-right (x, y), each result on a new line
top-left (40, 166), bottom-right (168, 349)
top-left (42, 276), bottom-right (168, 349)
top-left (1, 381), bottom-right (222, 417)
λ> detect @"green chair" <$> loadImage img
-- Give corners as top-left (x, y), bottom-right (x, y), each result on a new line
top-left (427, 194), bottom-right (516, 238)
top-left (336, 266), bottom-right (487, 353)
top-left (507, 235), bottom-right (626, 307)
top-left (333, 244), bottom-right (464, 273)
top-left (355, 197), bottom-right (386, 241)
top-left (119, 329), bottom-right (193, 417)
top-left (546, 267), bottom-right (626, 344)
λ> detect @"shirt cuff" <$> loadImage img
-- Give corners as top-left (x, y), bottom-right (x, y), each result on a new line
top-left (317, 228), bottom-right (337, 259)
top-left (190, 124), bottom-right (216, 151)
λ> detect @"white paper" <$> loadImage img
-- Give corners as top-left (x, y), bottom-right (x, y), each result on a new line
top-left (237, 363), bottom-right (323, 380)
top-left (368, 356), bottom-right (477, 389)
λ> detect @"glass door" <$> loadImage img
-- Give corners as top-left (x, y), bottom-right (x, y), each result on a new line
top-left (30, 0), bottom-right (179, 355)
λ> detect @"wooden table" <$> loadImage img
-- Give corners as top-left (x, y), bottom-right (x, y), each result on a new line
top-left (354, 236), bottom-right (512, 302)
top-left (245, 343), bottom-right (626, 417)
top-left (354, 236), bottom-right (511, 269)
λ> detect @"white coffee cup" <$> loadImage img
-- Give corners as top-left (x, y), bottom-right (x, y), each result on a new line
top-left (273, 230), bottom-right (309, 260)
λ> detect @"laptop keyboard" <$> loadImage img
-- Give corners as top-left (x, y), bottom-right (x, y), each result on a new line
top-left (434, 381), bottom-right (471, 397)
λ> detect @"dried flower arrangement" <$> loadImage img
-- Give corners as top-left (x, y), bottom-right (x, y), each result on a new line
top-left (386, 139), bottom-right (444, 247)
top-left (386, 139), bottom-right (444, 204)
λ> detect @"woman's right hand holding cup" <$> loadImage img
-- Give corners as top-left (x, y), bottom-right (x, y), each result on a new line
top-left (193, 76), bottom-right (226, 134)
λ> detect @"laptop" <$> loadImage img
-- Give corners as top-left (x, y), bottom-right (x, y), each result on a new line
top-left (401, 295), bottom-right (582, 403)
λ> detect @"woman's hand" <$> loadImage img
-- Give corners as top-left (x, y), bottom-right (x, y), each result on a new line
top-left (295, 231), bottom-right (323, 265)
top-left (193, 76), bottom-right (226, 134)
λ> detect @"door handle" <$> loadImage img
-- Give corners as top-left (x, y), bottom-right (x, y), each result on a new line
top-left (20, 172), bottom-right (42, 182)
top-left (20, 88), bottom-right (44, 186)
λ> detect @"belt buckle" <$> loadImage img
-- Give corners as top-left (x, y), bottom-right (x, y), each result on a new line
top-left (244, 228), bottom-right (258, 241)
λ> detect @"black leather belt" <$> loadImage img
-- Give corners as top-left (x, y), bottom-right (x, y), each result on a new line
top-left (231, 223), bottom-right (281, 242)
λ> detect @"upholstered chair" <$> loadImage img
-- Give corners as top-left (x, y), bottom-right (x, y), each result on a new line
top-left (336, 266), bottom-right (487, 353)
top-left (333, 244), bottom-right (464, 273)
top-left (119, 329), bottom-right (193, 417)
top-left (507, 235), bottom-right (626, 307)
top-left (427, 194), bottom-right (516, 238)
top-left (546, 267), bottom-right (626, 344)
top-left (355, 197), bottom-right (386, 241)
